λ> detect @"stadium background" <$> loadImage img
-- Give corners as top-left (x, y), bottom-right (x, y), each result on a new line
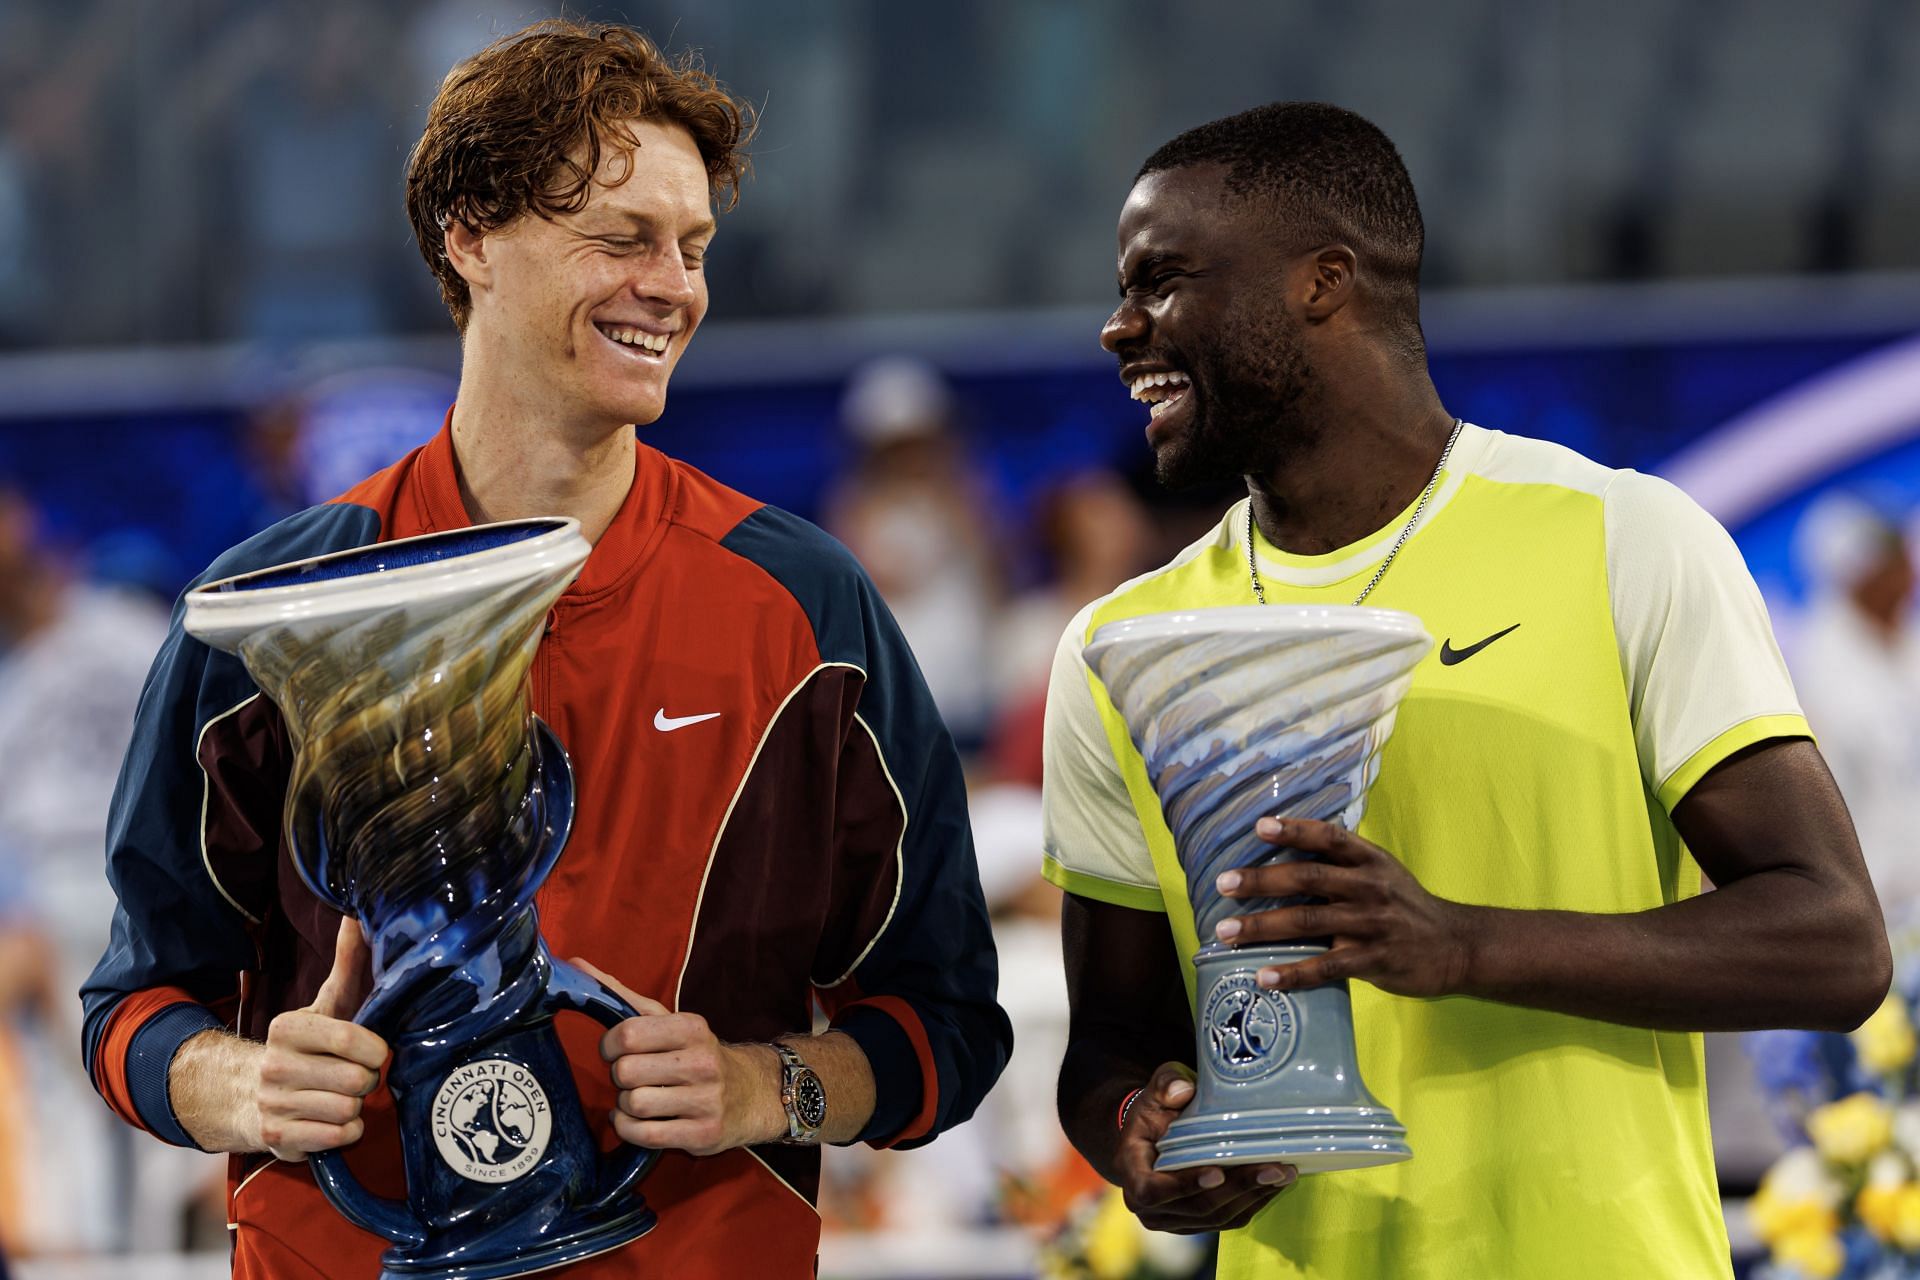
top-left (3, 1), bottom-right (1918, 1276)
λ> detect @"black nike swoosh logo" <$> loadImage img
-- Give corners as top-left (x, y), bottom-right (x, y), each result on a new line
top-left (1439, 623), bottom-right (1520, 665)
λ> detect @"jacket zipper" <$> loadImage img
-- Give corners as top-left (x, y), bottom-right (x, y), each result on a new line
top-left (531, 606), bottom-right (558, 918)
top-left (536, 606), bottom-right (557, 717)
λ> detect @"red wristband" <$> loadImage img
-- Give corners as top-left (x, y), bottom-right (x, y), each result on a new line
top-left (1116, 1086), bottom-right (1145, 1132)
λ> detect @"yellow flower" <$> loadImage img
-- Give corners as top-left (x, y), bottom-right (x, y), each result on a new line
top-left (1772, 1228), bottom-right (1844, 1279)
top-left (1084, 1190), bottom-right (1144, 1280)
top-left (1855, 994), bottom-right (1919, 1076)
top-left (1894, 1184), bottom-right (1920, 1253)
top-left (1807, 1092), bottom-right (1894, 1166)
top-left (1858, 1181), bottom-right (1904, 1240)
top-left (1749, 1185), bottom-right (1839, 1245)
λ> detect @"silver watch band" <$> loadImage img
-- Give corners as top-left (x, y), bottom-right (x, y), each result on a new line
top-left (772, 1041), bottom-right (824, 1144)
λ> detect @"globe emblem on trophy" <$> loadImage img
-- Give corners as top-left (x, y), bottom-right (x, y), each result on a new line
top-left (1084, 604), bottom-right (1431, 1174)
top-left (1203, 974), bottom-right (1297, 1082)
top-left (450, 1079), bottom-right (534, 1164)
top-left (431, 1058), bottom-right (555, 1184)
top-left (185, 518), bottom-right (660, 1279)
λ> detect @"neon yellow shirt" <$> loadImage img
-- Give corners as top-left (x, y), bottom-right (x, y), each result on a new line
top-left (1041, 425), bottom-right (1807, 1279)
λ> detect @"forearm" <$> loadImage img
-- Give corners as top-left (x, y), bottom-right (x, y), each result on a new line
top-left (1057, 894), bottom-right (1196, 1183)
top-left (1059, 1027), bottom-right (1186, 1183)
top-left (169, 1028), bottom-right (265, 1153)
top-left (1457, 869), bottom-right (1889, 1031)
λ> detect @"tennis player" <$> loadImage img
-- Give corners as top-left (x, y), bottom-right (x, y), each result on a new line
top-left (1044, 102), bottom-right (1889, 1278)
top-left (83, 21), bottom-right (1009, 1276)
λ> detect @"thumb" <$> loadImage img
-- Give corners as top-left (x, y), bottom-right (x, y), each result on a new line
top-left (1132, 1062), bottom-right (1197, 1132)
top-left (569, 957), bottom-right (669, 1018)
top-left (310, 916), bottom-right (373, 1021)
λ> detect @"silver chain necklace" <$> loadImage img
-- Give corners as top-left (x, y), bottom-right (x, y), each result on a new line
top-left (1248, 418), bottom-right (1463, 608)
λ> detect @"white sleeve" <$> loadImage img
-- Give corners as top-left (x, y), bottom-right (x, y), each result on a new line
top-left (1040, 605), bottom-right (1163, 910)
top-left (1604, 470), bottom-right (1809, 811)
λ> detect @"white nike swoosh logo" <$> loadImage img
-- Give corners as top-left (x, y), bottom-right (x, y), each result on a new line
top-left (654, 709), bottom-right (722, 732)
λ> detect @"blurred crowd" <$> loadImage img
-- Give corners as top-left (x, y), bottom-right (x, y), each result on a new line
top-left (0, 485), bottom-right (210, 1254)
top-left (1783, 494), bottom-right (1920, 923)
top-left (0, 0), bottom-right (532, 348)
top-left (0, 356), bottom-right (1915, 1262)
top-left (15, 0), bottom-right (1920, 355)
top-left (0, 0), bottom-right (1080, 348)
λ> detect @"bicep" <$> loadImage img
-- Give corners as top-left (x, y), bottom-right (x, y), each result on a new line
top-left (1671, 736), bottom-right (1870, 893)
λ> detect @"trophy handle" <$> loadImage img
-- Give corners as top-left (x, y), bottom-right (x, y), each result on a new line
top-left (300, 920), bottom-right (439, 1248)
top-left (543, 956), bottom-right (663, 1211)
top-left (309, 1146), bottom-right (429, 1247)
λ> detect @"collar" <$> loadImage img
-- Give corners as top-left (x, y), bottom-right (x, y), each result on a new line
top-left (410, 408), bottom-right (676, 603)
top-left (1236, 422), bottom-right (1489, 589)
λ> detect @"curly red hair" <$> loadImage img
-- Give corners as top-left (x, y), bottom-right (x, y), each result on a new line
top-left (406, 19), bottom-right (755, 331)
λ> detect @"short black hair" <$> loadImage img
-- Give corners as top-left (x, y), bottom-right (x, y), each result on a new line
top-left (1138, 102), bottom-right (1425, 340)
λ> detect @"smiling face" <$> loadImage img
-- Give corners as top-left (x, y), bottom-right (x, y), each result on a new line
top-left (459, 119), bottom-right (714, 432)
top-left (1101, 164), bottom-right (1321, 491)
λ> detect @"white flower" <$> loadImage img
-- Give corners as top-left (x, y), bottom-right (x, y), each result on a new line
top-left (1868, 1150), bottom-right (1912, 1189)
top-left (1766, 1147), bottom-right (1845, 1207)
top-left (1893, 1101), bottom-right (1920, 1159)
top-left (1138, 1225), bottom-right (1207, 1275)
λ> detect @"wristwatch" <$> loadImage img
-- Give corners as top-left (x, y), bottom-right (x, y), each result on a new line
top-left (772, 1041), bottom-right (826, 1144)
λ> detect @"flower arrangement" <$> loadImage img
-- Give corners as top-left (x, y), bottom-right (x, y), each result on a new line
top-left (1746, 931), bottom-right (1920, 1280)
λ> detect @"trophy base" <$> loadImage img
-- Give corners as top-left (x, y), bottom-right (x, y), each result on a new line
top-left (311, 928), bottom-right (663, 1280)
top-left (1154, 1104), bottom-right (1411, 1173)
top-left (378, 1200), bottom-right (657, 1280)
top-left (1154, 943), bottom-right (1412, 1176)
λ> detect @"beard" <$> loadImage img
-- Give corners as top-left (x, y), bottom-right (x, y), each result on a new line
top-left (1153, 297), bottom-right (1320, 493)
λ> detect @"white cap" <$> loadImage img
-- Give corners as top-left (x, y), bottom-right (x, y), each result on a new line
top-left (1795, 492), bottom-right (1902, 593)
top-left (840, 356), bottom-right (954, 445)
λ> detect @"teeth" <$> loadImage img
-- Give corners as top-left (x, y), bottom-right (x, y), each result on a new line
top-left (601, 325), bottom-right (672, 353)
top-left (1128, 370), bottom-right (1190, 402)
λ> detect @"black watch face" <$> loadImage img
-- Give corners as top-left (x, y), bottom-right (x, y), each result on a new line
top-left (794, 1070), bottom-right (827, 1130)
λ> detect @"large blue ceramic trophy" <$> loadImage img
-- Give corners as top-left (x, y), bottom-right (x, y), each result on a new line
top-left (1084, 605), bottom-right (1430, 1174)
top-left (184, 518), bottom-right (658, 1278)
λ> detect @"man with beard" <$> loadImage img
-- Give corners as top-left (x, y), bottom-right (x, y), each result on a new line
top-left (1042, 103), bottom-right (1888, 1278)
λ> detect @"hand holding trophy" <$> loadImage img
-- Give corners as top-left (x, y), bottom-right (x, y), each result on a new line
top-left (1085, 604), bottom-right (1430, 1175)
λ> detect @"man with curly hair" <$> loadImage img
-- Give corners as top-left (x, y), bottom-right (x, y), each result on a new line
top-left (82, 20), bottom-right (1010, 1277)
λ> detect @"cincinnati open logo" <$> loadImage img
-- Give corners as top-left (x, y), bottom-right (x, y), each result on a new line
top-left (1203, 972), bottom-right (1299, 1083)
top-left (430, 1058), bottom-right (554, 1183)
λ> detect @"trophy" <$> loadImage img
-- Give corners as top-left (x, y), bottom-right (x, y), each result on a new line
top-left (184, 518), bottom-right (658, 1279)
top-left (1083, 605), bottom-right (1430, 1174)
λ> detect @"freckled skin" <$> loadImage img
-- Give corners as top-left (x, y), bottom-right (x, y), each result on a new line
top-left (469, 119), bottom-right (715, 436)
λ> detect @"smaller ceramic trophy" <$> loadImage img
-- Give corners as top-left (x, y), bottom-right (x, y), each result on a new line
top-left (1085, 605), bottom-right (1430, 1174)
